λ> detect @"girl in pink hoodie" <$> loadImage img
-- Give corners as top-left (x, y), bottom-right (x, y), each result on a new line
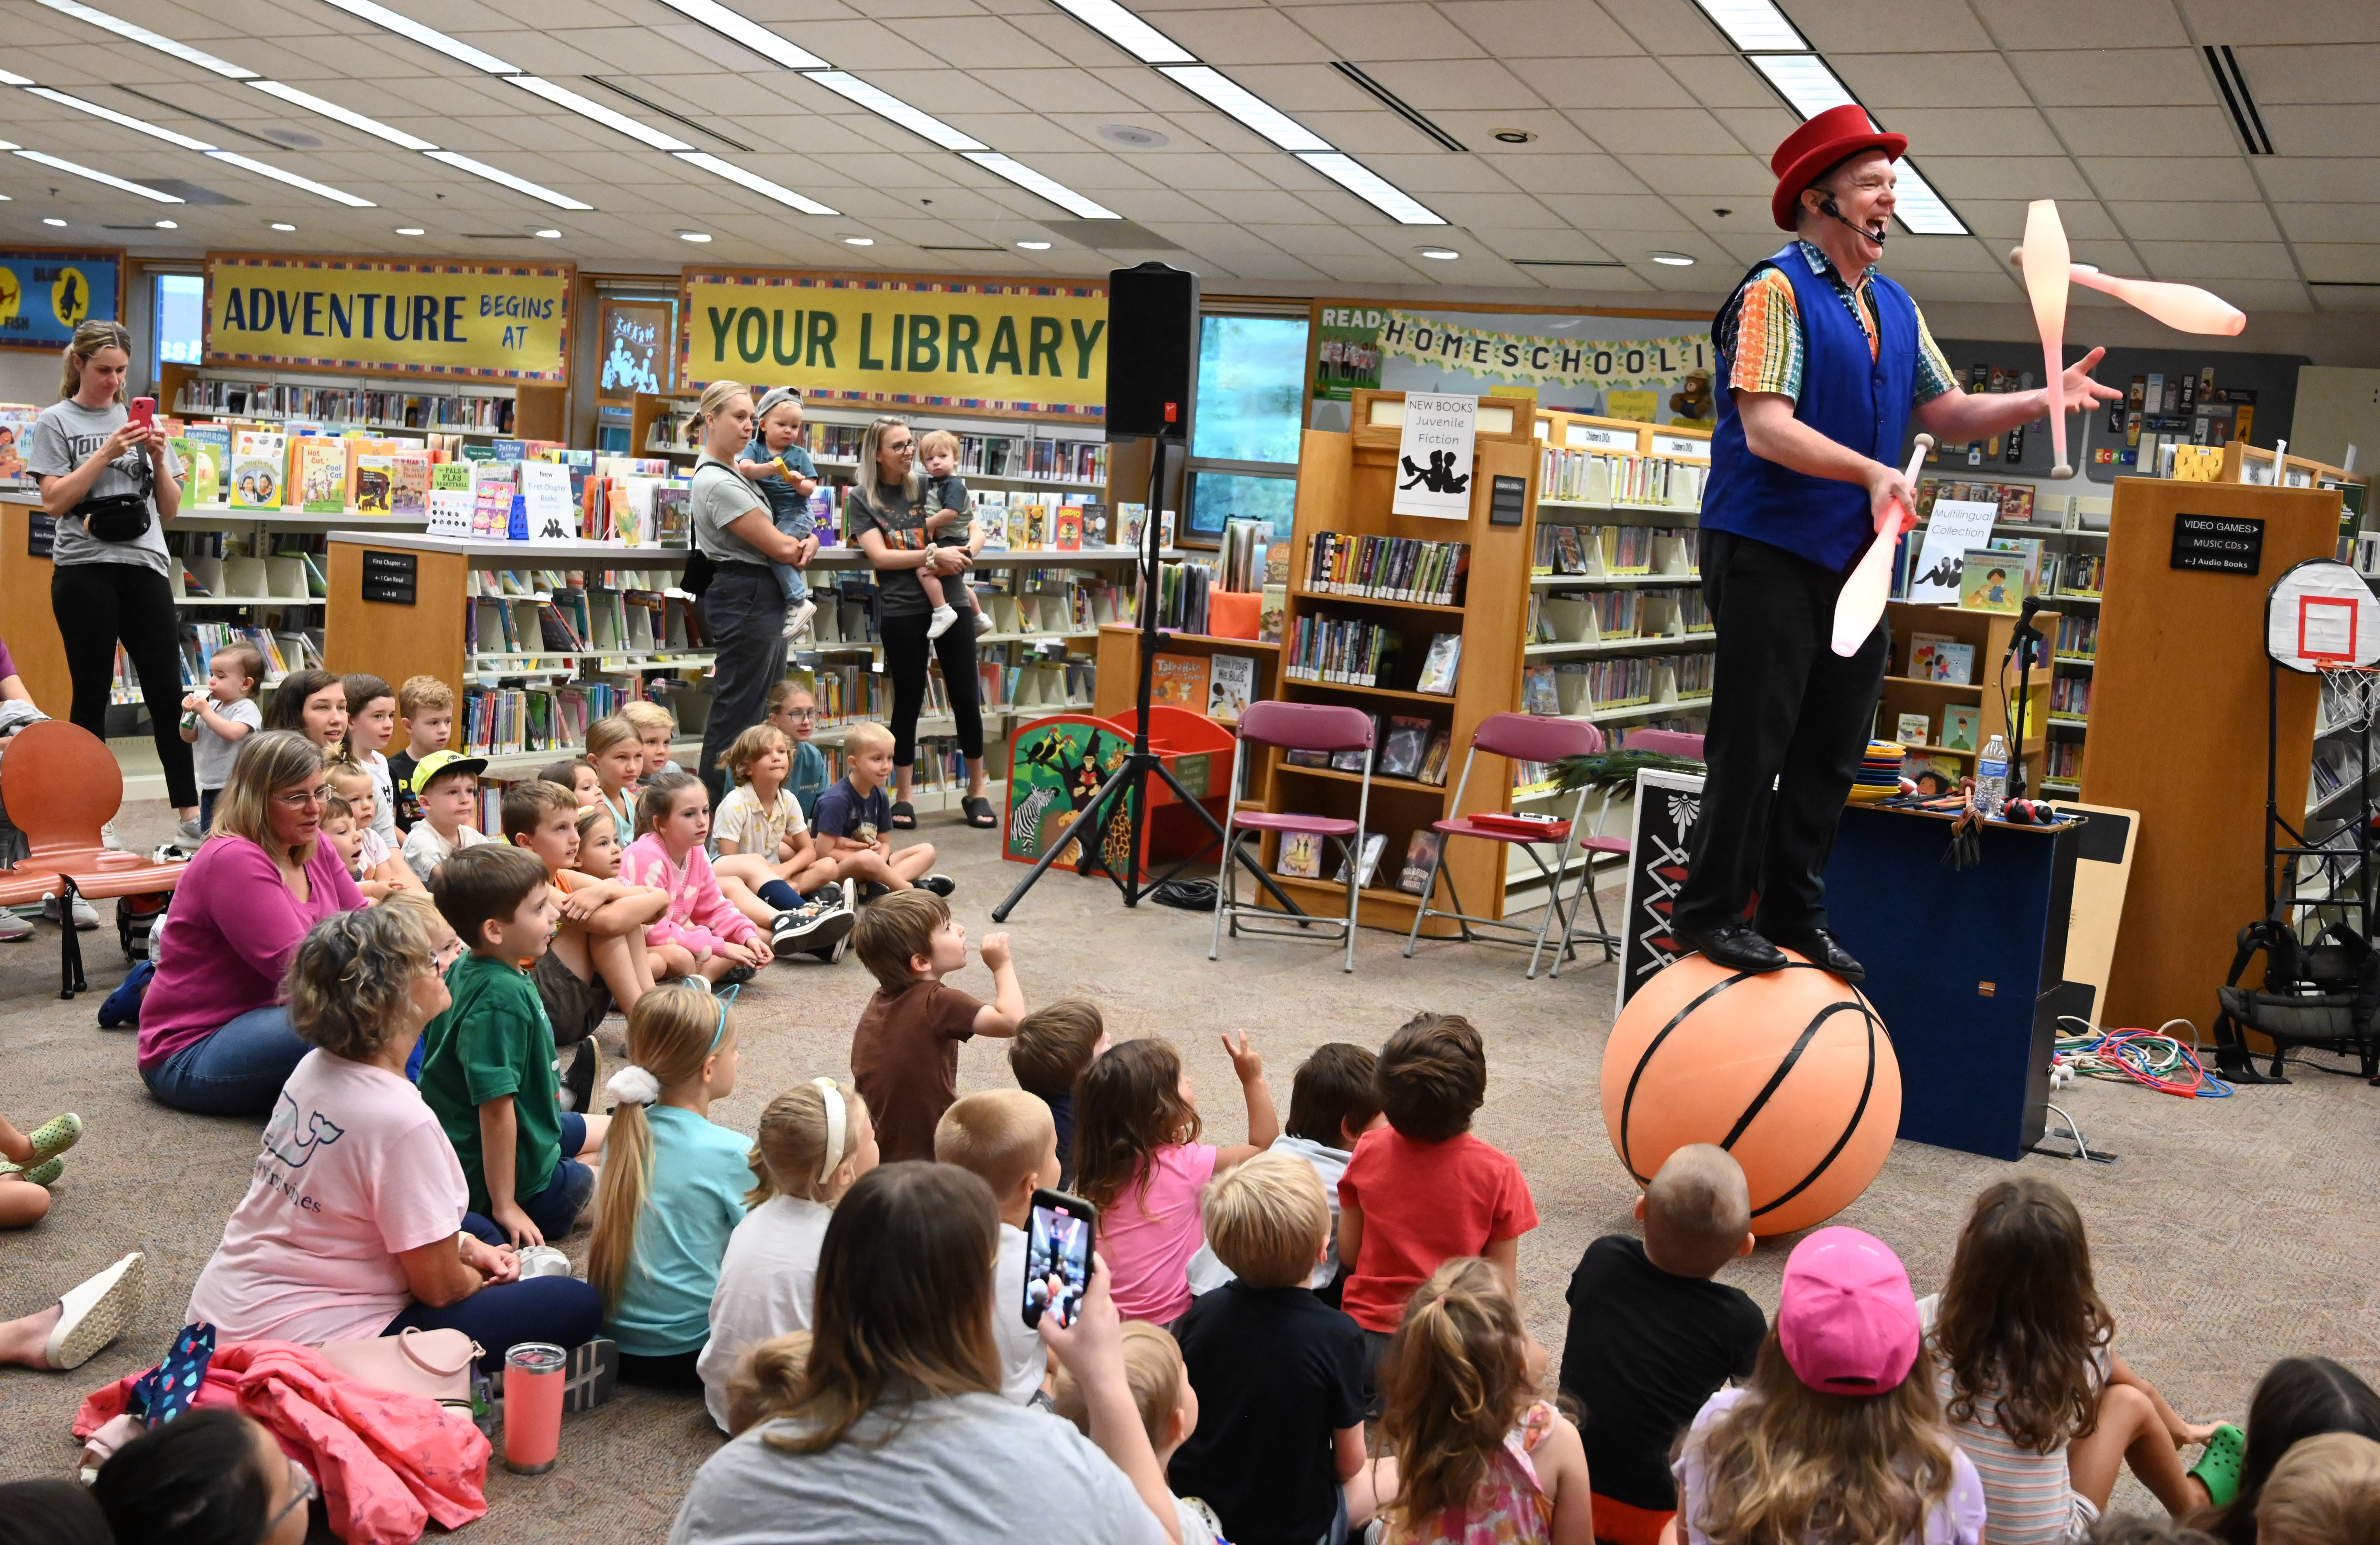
top-left (621, 771), bottom-right (772, 986)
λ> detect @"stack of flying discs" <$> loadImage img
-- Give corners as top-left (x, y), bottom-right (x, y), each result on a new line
top-left (1850, 739), bottom-right (1906, 803)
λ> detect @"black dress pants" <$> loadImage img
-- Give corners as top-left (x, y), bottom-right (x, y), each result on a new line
top-left (1672, 529), bottom-right (1887, 941)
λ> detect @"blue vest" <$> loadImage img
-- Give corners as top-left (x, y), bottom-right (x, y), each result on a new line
top-left (1703, 244), bottom-right (1919, 572)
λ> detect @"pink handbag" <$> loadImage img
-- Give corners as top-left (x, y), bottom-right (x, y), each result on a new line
top-left (316, 1327), bottom-right (481, 1408)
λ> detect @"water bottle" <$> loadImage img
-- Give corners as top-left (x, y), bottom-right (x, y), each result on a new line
top-left (1976, 733), bottom-right (2010, 819)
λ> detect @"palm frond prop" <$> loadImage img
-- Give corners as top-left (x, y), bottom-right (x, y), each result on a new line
top-left (1552, 750), bottom-right (1705, 793)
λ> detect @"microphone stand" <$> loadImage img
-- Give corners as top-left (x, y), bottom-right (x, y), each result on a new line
top-left (2007, 596), bottom-right (2050, 799)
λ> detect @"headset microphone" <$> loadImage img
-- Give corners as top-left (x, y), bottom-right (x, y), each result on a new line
top-left (1819, 195), bottom-right (1888, 247)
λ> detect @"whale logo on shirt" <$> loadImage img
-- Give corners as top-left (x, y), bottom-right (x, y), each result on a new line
top-left (261, 1092), bottom-right (346, 1169)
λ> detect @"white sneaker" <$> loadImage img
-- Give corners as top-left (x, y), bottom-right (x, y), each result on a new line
top-left (781, 598), bottom-right (816, 641)
top-left (0, 909), bottom-right (29, 942)
top-left (925, 604), bottom-right (958, 640)
top-left (45, 895), bottom-right (99, 931)
top-left (46, 1252), bottom-right (144, 1371)
top-left (175, 816), bottom-right (204, 845)
top-left (974, 608), bottom-right (994, 635)
top-left (100, 821), bottom-right (126, 852)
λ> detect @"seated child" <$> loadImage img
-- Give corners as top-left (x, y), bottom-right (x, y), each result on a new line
top-left (2198, 1355), bottom-right (2380, 1543)
top-left (320, 792), bottom-right (369, 886)
top-left (1339, 1013), bottom-right (1537, 1396)
top-left (699, 1078), bottom-right (876, 1432)
top-left (1380, 1257), bottom-right (1589, 1545)
top-left (419, 844), bottom-right (610, 1246)
top-left (620, 700), bottom-right (681, 785)
top-left (1054, 1321), bottom-right (1228, 1545)
top-left (1558, 1144), bottom-right (1765, 1545)
top-left (848, 889), bottom-right (1024, 1163)
top-left (1076, 1032), bottom-right (1277, 1326)
top-left (733, 387), bottom-right (822, 641)
top-left (502, 779), bottom-right (670, 1063)
top-left (588, 986), bottom-right (747, 1388)
top-left (621, 771), bottom-right (773, 987)
top-left (586, 715), bottom-right (644, 838)
top-left (341, 672), bottom-right (401, 853)
top-left (709, 723), bottom-right (854, 962)
top-left (399, 750), bottom-right (494, 884)
top-left (1189, 1041), bottom-right (1378, 1303)
top-left (538, 756), bottom-right (605, 810)
top-left (764, 682), bottom-right (832, 820)
top-left (388, 674), bottom-right (454, 834)
top-left (2254, 1432), bottom-right (2380, 1545)
top-left (572, 804), bottom-right (676, 992)
top-left (1169, 1153), bottom-right (1379, 1545)
top-left (935, 1089), bottom-right (1062, 1405)
top-left (1927, 1178), bottom-right (2218, 1544)
top-left (1676, 1228), bottom-right (1984, 1545)
top-left (1007, 998), bottom-right (1109, 1192)
top-left (810, 722), bottom-right (952, 897)
top-left (0, 1107), bottom-right (82, 1228)
top-left (328, 760), bottom-right (415, 899)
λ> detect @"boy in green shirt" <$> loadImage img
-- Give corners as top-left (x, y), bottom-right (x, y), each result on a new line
top-left (421, 844), bottom-right (611, 1246)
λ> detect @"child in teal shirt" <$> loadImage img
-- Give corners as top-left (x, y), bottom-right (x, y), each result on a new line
top-left (586, 983), bottom-right (750, 1386)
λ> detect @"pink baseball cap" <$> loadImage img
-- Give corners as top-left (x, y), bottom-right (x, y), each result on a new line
top-left (1777, 1226), bottom-right (1921, 1393)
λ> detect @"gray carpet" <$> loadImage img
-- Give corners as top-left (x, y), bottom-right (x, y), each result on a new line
top-left (4, 798), bottom-right (2375, 1541)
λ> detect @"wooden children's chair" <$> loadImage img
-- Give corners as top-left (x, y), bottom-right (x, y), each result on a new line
top-left (1209, 700), bottom-right (1375, 974)
top-left (0, 720), bottom-right (187, 998)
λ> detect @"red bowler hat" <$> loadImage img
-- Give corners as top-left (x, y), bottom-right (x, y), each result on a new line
top-left (1769, 104), bottom-right (1907, 231)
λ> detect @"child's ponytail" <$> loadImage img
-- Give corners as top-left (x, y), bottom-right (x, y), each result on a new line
top-left (1378, 1258), bottom-right (1531, 1535)
top-left (746, 1078), bottom-right (869, 1207)
top-left (725, 1331), bottom-right (813, 1436)
top-left (587, 986), bottom-right (735, 1310)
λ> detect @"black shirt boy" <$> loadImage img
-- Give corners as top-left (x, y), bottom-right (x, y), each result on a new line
top-left (1169, 1282), bottom-right (1365, 1545)
top-left (811, 776), bottom-right (889, 847)
top-left (1557, 1234), bottom-right (1767, 1512)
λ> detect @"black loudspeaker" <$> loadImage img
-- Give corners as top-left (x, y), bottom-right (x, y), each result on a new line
top-left (1105, 261), bottom-right (1200, 440)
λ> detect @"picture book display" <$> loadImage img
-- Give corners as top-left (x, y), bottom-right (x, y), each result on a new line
top-left (1415, 633), bottom-right (1463, 695)
top-left (1377, 715), bottom-right (1431, 779)
top-left (1396, 830), bottom-right (1442, 894)
top-left (1151, 653), bottom-right (1210, 710)
top-left (1942, 704), bottom-right (1980, 751)
top-left (1959, 552), bottom-right (2021, 613)
top-left (1206, 653), bottom-right (1255, 722)
top-left (1331, 831), bottom-right (1388, 889)
top-left (228, 430), bottom-right (285, 511)
top-left (1907, 633), bottom-right (1975, 686)
top-left (1895, 712), bottom-right (1931, 746)
top-left (1278, 829), bottom-right (1324, 879)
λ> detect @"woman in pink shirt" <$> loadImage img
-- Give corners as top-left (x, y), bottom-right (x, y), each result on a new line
top-left (140, 730), bottom-right (364, 1116)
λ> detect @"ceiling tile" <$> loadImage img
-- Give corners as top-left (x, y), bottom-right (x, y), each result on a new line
top-left (1539, 191), bottom-right (1697, 230)
top-left (1897, 271), bottom-right (2026, 304)
top-left (1834, 51), bottom-right (2033, 110)
top-left (905, 15), bottom-right (1063, 67)
top-left (2293, 245), bottom-right (2380, 284)
top-left (2079, 157), bottom-right (2263, 201)
top-left (1336, 58), bottom-right (1542, 111)
top-left (2255, 158), bottom-right (2380, 204)
top-left (2205, 279), bottom-right (2308, 311)
top-left (1976, 0), bottom-right (2192, 52)
top-left (2276, 204), bottom-right (2380, 243)
top-left (1921, 156), bottom-right (2098, 201)
top-left (2130, 240), bottom-right (2301, 281)
top-left (1610, 152), bottom-right (1778, 200)
top-left (1279, 4), bottom-right (1487, 60)
top-left (1868, 108), bottom-right (2066, 160)
top-left (2259, 104), bottom-right (2380, 153)
top-left (970, 71), bottom-right (1156, 114)
top-left (1797, 0), bottom-right (1995, 53)
top-left (1564, 107), bottom-right (1749, 157)
top-left (2231, 44), bottom-right (2380, 104)
top-left (2041, 105), bottom-right (2242, 154)
top-left (1508, 56), bottom-right (1698, 110)
top-left (2005, 49), bottom-right (2211, 107)
top-left (2108, 201), bottom-right (2281, 242)
top-left (1426, 190), bottom-right (1567, 226)
top-left (1586, 0), bottom-right (1731, 56)
top-left (1503, 156), bottom-right (1655, 197)
top-left (1881, 236), bottom-right (2008, 273)
top-left (1434, 0), bottom-right (1643, 58)
top-left (1151, 7), bottom-right (1340, 63)
top-left (2179, 0), bottom-right (2380, 47)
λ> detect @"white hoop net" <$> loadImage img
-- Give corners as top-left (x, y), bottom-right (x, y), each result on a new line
top-left (2318, 660), bottom-right (2380, 735)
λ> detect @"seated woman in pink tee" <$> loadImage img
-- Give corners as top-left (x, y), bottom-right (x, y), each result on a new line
top-left (139, 730), bottom-right (364, 1117)
top-left (187, 906), bottom-right (606, 1377)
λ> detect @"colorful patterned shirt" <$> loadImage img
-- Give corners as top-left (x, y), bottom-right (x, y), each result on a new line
top-left (1719, 240), bottom-right (1957, 408)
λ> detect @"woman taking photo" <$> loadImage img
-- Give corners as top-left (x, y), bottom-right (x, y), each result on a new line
top-left (139, 731), bottom-right (363, 1117)
top-left (26, 319), bottom-right (199, 842)
top-left (670, 1161), bottom-right (1179, 1545)
top-left (845, 417), bottom-right (995, 831)
top-left (688, 380), bottom-right (820, 806)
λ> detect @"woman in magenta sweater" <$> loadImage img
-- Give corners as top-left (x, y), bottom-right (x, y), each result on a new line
top-left (140, 730), bottom-right (364, 1116)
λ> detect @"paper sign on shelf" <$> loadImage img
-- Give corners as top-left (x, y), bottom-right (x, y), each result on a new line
top-left (519, 461), bottom-right (576, 544)
top-left (1909, 499), bottom-right (1999, 604)
top-left (1392, 393), bottom-right (1478, 520)
top-left (425, 488), bottom-right (472, 538)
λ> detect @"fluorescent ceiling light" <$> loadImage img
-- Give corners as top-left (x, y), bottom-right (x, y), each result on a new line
top-left (1158, 66), bottom-right (1329, 152)
top-left (13, 148), bottom-right (184, 202)
top-left (1888, 158), bottom-right (1967, 235)
top-left (803, 72), bottom-right (984, 152)
top-left (32, 0), bottom-right (255, 78)
top-left (155, 218), bottom-right (175, 227)
top-left (1687, 0), bottom-right (1806, 51)
top-left (678, 231), bottom-right (712, 242)
top-left (269, 221), bottom-right (296, 230)
top-left (962, 153), bottom-right (1118, 219)
top-left (1046, 0), bottom-right (1193, 64)
top-left (1297, 151), bottom-right (1444, 224)
top-left (1417, 247), bottom-right (1458, 259)
top-left (675, 151), bottom-right (838, 214)
top-left (426, 149), bottom-right (593, 209)
top-left (395, 226), bottom-right (425, 234)
top-left (0, 69), bottom-right (31, 87)
top-left (1649, 251), bottom-right (1695, 266)
top-left (841, 235), bottom-right (873, 245)
top-left (1017, 240), bottom-right (1051, 249)
top-left (1750, 53), bottom-right (1858, 119)
top-left (42, 217), bottom-right (67, 226)
top-left (26, 87), bottom-right (217, 151)
top-left (208, 150), bottom-right (374, 206)
top-left (246, 81), bottom-right (439, 150)
top-left (315, 0), bottom-right (519, 74)
top-left (510, 76), bottom-right (692, 153)
top-left (650, 0), bottom-right (826, 68)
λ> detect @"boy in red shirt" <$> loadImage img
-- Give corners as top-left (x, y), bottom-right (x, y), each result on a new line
top-left (1336, 1011), bottom-right (1537, 1408)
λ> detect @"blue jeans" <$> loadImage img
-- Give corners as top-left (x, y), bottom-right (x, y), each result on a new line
top-left (140, 1004), bottom-right (310, 1117)
top-left (772, 506), bottom-right (815, 604)
top-left (197, 788), bottom-right (219, 834)
top-left (385, 1277), bottom-right (604, 1373)
top-left (518, 1112), bottom-right (595, 1240)
top-left (773, 558), bottom-right (811, 606)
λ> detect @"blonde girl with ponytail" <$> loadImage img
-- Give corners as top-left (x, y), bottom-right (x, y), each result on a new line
top-left (586, 983), bottom-right (750, 1388)
top-left (1377, 1257), bottom-right (1590, 1545)
top-left (696, 1076), bottom-right (878, 1432)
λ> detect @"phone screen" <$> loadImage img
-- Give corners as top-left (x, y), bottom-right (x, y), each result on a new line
top-left (1023, 1189), bottom-right (1094, 1330)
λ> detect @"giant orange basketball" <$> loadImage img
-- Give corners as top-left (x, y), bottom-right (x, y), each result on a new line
top-left (1602, 954), bottom-right (1901, 1237)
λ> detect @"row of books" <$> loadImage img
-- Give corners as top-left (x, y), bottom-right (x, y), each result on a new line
top-left (1539, 450), bottom-right (1706, 508)
top-left (1302, 531), bottom-right (1468, 605)
top-left (1286, 615), bottom-right (1401, 688)
top-left (2054, 614), bottom-right (2098, 657)
top-left (1917, 480), bottom-right (2036, 525)
top-left (1522, 657), bottom-right (1678, 715)
top-left (1532, 524), bottom-right (1696, 578)
top-left (791, 664), bottom-right (953, 728)
top-left (1141, 559), bottom-right (1220, 634)
top-left (2055, 553), bottom-right (2108, 596)
top-left (466, 590), bottom-right (704, 658)
top-left (979, 583), bottom-right (1132, 637)
top-left (979, 661), bottom-right (1094, 711)
top-left (2045, 741), bottom-right (2085, 784)
top-left (174, 552), bottom-right (324, 602)
top-left (2048, 677), bottom-right (2092, 720)
top-left (1284, 711), bottom-right (1452, 786)
top-left (173, 380), bottom-right (517, 432)
top-left (461, 687), bottom-right (586, 758)
top-left (980, 497), bottom-right (1100, 552)
top-left (174, 622), bottom-right (319, 686)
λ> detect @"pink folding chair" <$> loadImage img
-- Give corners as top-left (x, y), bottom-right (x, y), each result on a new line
top-left (1402, 713), bottom-right (1619, 979)
top-left (1210, 701), bottom-right (1375, 974)
top-left (1624, 728), bottom-right (1707, 760)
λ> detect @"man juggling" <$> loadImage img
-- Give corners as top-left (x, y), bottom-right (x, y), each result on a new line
top-left (1672, 106), bottom-right (2123, 981)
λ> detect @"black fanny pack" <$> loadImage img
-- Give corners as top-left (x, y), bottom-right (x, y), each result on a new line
top-left (74, 454), bottom-right (154, 543)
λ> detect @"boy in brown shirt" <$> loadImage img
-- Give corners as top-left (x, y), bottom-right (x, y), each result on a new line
top-left (849, 890), bottom-right (1026, 1162)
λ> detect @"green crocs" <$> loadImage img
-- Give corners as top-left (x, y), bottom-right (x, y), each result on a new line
top-left (26, 1112), bottom-right (82, 1164)
top-left (2189, 1422), bottom-right (2247, 1509)
top-left (0, 1156), bottom-right (63, 1187)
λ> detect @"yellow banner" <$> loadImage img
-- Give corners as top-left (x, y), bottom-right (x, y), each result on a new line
top-left (680, 269), bottom-right (1107, 420)
top-left (204, 253), bottom-right (572, 382)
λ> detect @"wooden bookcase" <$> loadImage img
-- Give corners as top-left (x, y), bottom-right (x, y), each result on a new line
top-left (160, 362), bottom-right (564, 442)
top-left (1244, 389), bottom-right (1536, 935)
top-left (1879, 602), bottom-right (2054, 790)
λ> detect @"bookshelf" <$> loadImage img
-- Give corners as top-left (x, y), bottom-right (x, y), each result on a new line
top-left (1242, 389), bottom-right (1535, 935)
top-left (1878, 603), bottom-right (2054, 791)
top-left (160, 363), bottom-right (563, 442)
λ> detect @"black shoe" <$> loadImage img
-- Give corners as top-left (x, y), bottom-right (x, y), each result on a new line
top-left (1681, 922), bottom-right (1787, 973)
top-left (1772, 927), bottom-right (1865, 982)
top-left (773, 905), bottom-right (855, 960)
top-left (559, 1039), bottom-right (597, 1114)
top-left (860, 881), bottom-right (890, 903)
top-left (918, 874), bottom-right (956, 898)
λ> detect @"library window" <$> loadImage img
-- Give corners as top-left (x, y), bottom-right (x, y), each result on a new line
top-left (155, 274), bottom-right (204, 365)
top-left (1186, 312), bottom-right (1307, 541)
